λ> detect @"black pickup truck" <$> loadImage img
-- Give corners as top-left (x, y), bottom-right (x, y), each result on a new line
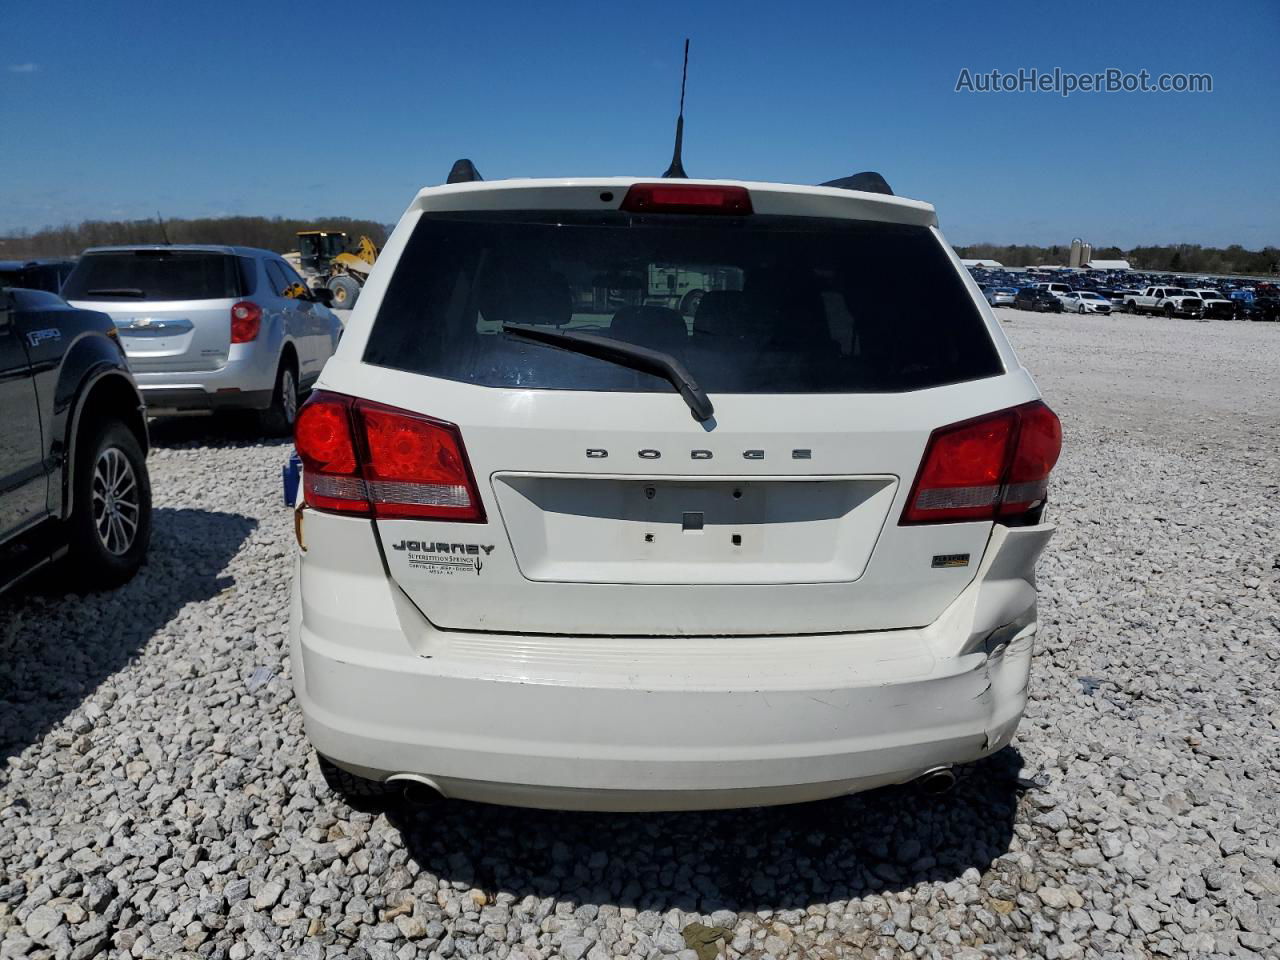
top-left (0, 258), bottom-right (77, 294)
top-left (1, 287), bottom-right (152, 593)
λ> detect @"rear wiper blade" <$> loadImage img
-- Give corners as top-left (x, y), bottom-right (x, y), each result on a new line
top-left (502, 323), bottom-right (714, 422)
top-left (85, 287), bottom-right (146, 297)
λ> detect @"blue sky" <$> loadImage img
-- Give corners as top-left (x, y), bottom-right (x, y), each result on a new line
top-left (2, 0), bottom-right (1276, 247)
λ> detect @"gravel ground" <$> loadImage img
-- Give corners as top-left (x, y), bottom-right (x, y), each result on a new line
top-left (1, 310), bottom-right (1278, 960)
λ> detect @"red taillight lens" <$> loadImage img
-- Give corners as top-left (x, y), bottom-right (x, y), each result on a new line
top-left (294, 392), bottom-right (485, 522)
top-left (356, 403), bottom-right (484, 520)
top-left (620, 183), bottom-right (753, 215)
top-left (230, 301), bottom-right (262, 343)
top-left (998, 402), bottom-right (1062, 518)
top-left (901, 401), bottom-right (1061, 525)
top-left (295, 393), bottom-right (366, 514)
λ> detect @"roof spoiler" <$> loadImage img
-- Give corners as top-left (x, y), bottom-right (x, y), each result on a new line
top-left (447, 159), bottom-right (483, 184)
top-left (819, 171), bottom-right (893, 196)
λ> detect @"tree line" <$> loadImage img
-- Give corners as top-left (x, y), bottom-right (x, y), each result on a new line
top-left (954, 242), bottom-right (1280, 276)
top-left (3, 215), bottom-right (1276, 277)
top-left (0, 216), bottom-right (392, 259)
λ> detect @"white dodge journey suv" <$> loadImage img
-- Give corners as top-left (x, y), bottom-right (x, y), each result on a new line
top-left (289, 171), bottom-right (1061, 811)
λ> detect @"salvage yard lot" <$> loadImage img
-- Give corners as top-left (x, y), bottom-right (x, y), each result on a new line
top-left (2, 310), bottom-right (1278, 959)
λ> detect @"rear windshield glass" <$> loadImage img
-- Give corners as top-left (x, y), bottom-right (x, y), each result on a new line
top-left (0, 265), bottom-right (67, 293)
top-left (62, 251), bottom-right (244, 301)
top-left (363, 211), bottom-right (1003, 394)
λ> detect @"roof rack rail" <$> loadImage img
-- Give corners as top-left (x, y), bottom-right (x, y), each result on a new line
top-left (447, 159), bottom-right (483, 184)
top-left (819, 172), bottom-right (893, 196)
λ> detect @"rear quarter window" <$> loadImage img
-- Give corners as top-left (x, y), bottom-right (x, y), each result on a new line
top-left (264, 260), bottom-right (292, 296)
top-left (63, 251), bottom-right (244, 301)
top-left (363, 211), bottom-right (1003, 394)
top-left (237, 257), bottom-right (260, 296)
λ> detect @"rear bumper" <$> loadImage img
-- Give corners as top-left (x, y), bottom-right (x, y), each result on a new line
top-left (137, 384), bottom-right (273, 412)
top-left (290, 518), bottom-right (1054, 811)
top-left (134, 351), bottom-right (277, 412)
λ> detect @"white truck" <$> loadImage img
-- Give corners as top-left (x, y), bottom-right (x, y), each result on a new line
top-left (1035, 281), bottom-right (1073, 304)
top-left (1125, 286), bottom-right (1204, 318)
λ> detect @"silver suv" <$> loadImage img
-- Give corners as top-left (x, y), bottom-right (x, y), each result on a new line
top-left (64, 245), bottom-right (343, 432)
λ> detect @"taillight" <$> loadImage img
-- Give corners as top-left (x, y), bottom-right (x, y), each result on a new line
top-left (294, 392), bottom-right (486, 522)
top-left (901, 401), bottom-right (1061, 525)
top-left (620, 183), bottom-right (753, 215)
top-left (358, 402), bottom-right (483, 520)
top-left (295, 395), bottom-right (365, 514)
top-left (230, 301), bottom-right (262, 343)
top-left (997, 402), bottom-right (1062, 519)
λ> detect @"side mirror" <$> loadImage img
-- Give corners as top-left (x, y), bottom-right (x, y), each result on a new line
top-left (311, 287), bottom-right (336, 307)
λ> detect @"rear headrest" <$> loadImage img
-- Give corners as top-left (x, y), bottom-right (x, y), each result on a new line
top-left (478, 263), bottom-right (572, 326)
top-left (610, 305), bottom-right (688, 352)
top-left (694, 290), bottom-right (746, 337)
top-left (694, 289), bottom-right (787, 346)
top-left (744, 268), bottom-right (828, 346)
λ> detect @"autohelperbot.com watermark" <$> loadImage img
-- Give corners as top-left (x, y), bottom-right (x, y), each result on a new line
top-left (955, 67), bottom-right (1212, 97)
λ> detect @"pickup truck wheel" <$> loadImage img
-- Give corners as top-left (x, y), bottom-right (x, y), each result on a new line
top-left (66, 418), bottom-right (152, 590)
top-left (1126, 301), bottom-right (1138, 313)
top-left (1164, 303), bottom-right (1175, 317)
top-left (259, 361), bottom-right (298, 436)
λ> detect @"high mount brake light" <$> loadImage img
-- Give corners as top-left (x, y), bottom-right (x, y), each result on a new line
top-left (230, 301), bottom-right (262, 343)
top-left (900, 401), bottom-right (1061, 525)
top-left (294, 392), bottom-right (486, 522)
top-left (620, 183), bottom-right (753, 215)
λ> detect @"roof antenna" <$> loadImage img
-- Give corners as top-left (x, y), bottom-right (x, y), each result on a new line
top-left (662, 39), bottom-right (690, 178)
top-left (156, 211), bottom-right (171, 244)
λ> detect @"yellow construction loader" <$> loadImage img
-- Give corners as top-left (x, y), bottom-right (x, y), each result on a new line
top-left (287, 230), bottom-right (379, 309)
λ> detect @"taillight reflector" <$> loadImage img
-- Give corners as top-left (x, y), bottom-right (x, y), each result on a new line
top-left (901, 401), bottom-right (1061, 525)
top-left (230, 301), bottom-right (262, 343)
top-left (294, 392), bottom-right (485, 522)
top-left (620, 183), bottom-right (753, 215)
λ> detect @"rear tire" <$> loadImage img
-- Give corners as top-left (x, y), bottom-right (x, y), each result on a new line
top-left (66, 418), bottom-right (152, 590)
top-left (318, 755), bottom-right (390, 803)
top-left (259, 359), bottom-right (299, 436)
top-left (1164, 303), bottom-right (1175, 318)
top-left (1126, 301), bottom-right (1138, 314)
top-left (328, 276), bottom-right (360, 309)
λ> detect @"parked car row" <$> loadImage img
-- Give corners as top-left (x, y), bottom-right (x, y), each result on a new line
top-left (978, 268), bottom-right (1279, 321)
top-left (1, 244), bottom-right (344, 595)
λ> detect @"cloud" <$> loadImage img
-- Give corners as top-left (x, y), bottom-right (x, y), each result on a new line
top-left (8, 63), bottom-right (38, 73)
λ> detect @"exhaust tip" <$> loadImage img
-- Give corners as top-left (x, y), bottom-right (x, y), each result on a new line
top-left (387, 774), bottom-right (444, 806)
top-left (914, 766), bottom-right (957, 796)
